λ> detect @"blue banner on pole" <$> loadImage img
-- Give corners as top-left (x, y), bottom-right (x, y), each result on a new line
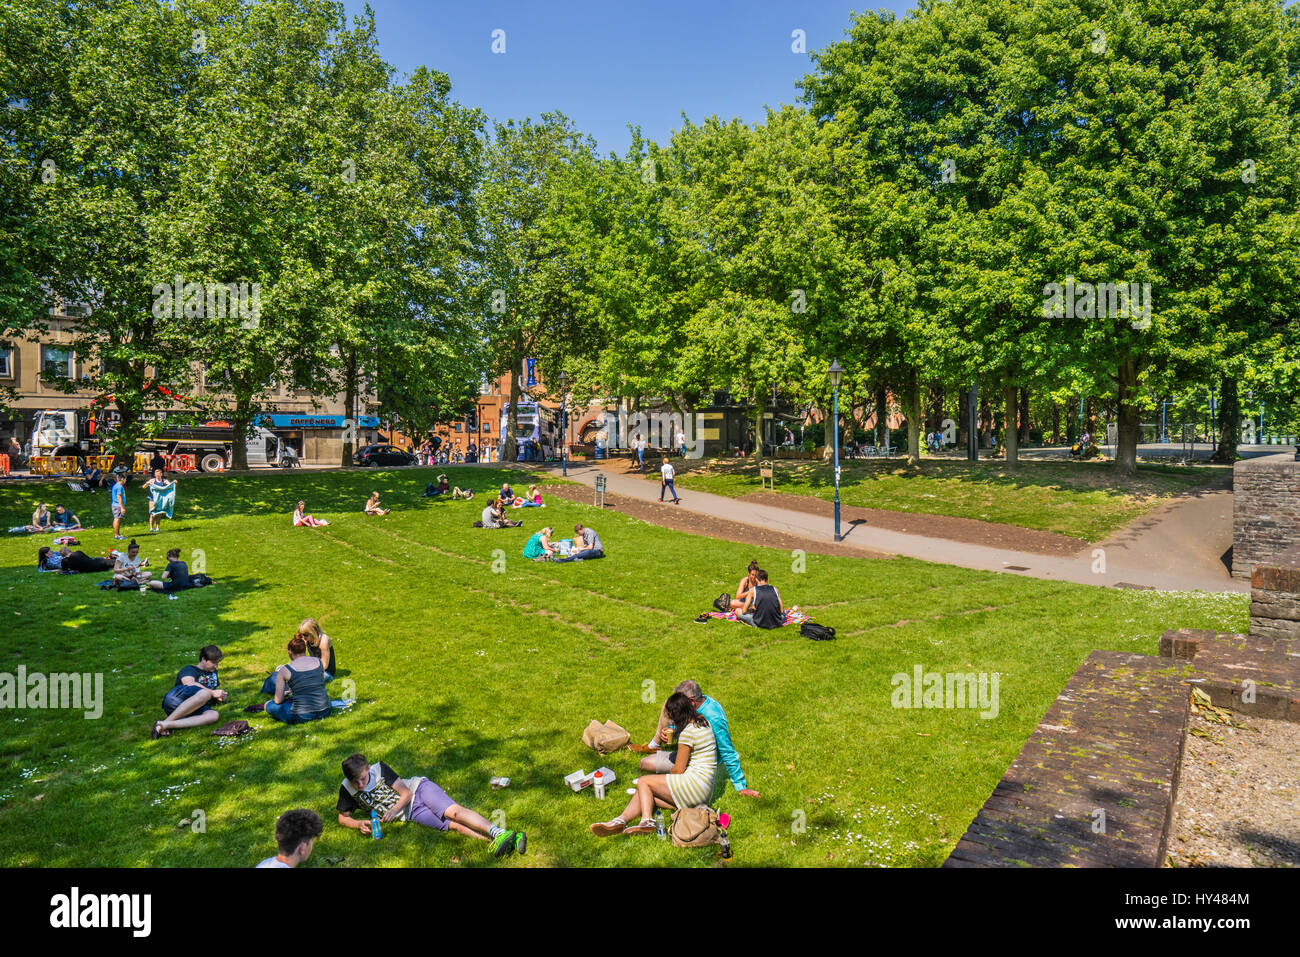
top-left (525, 358), bottom-right (536, 389)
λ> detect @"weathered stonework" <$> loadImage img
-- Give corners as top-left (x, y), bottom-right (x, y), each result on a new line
top-left (1232, 456), bottom-right (1300, 580)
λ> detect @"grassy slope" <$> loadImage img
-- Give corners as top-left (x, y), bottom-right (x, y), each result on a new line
top-left (660, 459), bottom-right (1224, 540)
top-left (0, 467), bottom-right (1244, 867)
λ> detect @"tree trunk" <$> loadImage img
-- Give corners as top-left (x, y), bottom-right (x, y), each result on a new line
top-left (926, 382), bottom-right (944, 432)
top-left (1003, 376), bottom-right (1019, 468)
top-left (504, 356), bottom-right (521, 462)
top-left (958, 384), bottom-right (970, 449)
top-left (341, 348), bottom-right (357, 468)
top-left (822, 403), bottom-right (835, 462)
top-left (903, 371), bottom-right (922, 466)
top-left (978, 389), bottom-right (992, 447)
top-left (1052, 401), bottom-right (1062, 445)
top-left (1115, 358), bottom-right (1141, 474)
top-left (1018, 386), bottom-right (1031, 445)
top-left (753, 394), bottom-right (765, 462)
top-left (874, 383), bottom-right (888, 447)
top-left (1210, 376), bottom-right (1241, 464)
top-left (231, 398), bottom-right (250, 471)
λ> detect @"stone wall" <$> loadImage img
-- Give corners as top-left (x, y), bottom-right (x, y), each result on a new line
top-left (1231, 455), bottom-right (1300, 580)
top-left (1250, 546), bottom-right (1300, 641)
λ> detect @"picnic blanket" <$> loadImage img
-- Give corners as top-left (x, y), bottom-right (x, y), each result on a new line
top-left (708, 607), bottom-right (810, 627)
top-left (148, 481), bottom-right (176, 519)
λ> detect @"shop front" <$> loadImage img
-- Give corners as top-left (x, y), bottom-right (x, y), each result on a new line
top-left (258, 413), bottom-right (381, 465)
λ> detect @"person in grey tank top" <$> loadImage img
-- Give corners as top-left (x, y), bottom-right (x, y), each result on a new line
top-left (266, 636), bottom-right (332, 724)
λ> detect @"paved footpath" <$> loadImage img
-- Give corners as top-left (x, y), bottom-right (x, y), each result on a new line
top-left (551, 461), bottom-right (1245, 594)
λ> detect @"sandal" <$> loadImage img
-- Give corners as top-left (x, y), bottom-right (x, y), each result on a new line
top-left (151, 721), bottom-right (171, 739)
top-left (694, 613), bottom-right (711, 623)
top-left (590, 818), bottom-right (627, 837)
top-left (624, 820), bottom-right (658, 836)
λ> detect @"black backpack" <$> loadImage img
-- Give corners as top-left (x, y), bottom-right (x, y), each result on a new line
top-left (800, 622), bottom-right (836, 641)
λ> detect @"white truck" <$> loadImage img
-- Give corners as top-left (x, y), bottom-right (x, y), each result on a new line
top-left (30, 408), bottom-right (298, 471)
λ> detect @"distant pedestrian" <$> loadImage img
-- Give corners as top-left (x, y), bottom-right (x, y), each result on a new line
top-left (660, 457), bottom-right (680, 504)
top-left (635, 433), bottom-right (645, 471)
top-left (677, 428), bottom-right (687, 457)
top-left (111, 472), bottom-right (127, 540)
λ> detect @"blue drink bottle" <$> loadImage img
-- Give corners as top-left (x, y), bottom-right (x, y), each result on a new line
top-left (370, 810), bottom-right (383, 840)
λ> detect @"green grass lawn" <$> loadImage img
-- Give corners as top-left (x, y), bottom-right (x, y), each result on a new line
top-left (661, 458), bottom-right (1225, 541)
top-left (0, 466), bottom-right (1245, 867)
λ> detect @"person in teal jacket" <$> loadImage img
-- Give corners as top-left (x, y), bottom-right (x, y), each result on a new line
top-left (639, 679), bottom-right (760, 799)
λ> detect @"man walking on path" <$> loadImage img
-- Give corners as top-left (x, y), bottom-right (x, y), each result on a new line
top-left (660, 457), bottom-right (680, 504)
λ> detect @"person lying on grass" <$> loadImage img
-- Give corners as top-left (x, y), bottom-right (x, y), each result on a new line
top-left (113, 539), bottom-right (152, 586)
top-left (336, 752), bottom-right (527, 858)
top-left (259, 618), bottom-right (336, 695)
top-left (265, 636), bottom-right (332, 725)
top-left (145, 547), bottom-right (194, 593)
top-left (512, 484), bottom-right (544, 507)
top-left (153, 645), bottom-right (226, 738)
top-left (591, 692), bottom-right (717, 837)
top-left (293, 501), bottom-right (330, 527)
top-left (38, 545), bottom-right (116, 574)
top-left (553, 523), bottom-right (603, 562)
top-left (52, 504), bottom-right (82, 530)
top-left (737, 568), bottom-right (783, 629)
top-left (424, 474), bottom-right (451, 497)
top-left (363, 491), bottom-right (390, 516)
top-left (523, 526), bottom-right (555, 561)
top-left (256, 808), bottom-right (323, 868)
top-left (634, 679), bottom-right (760, 799)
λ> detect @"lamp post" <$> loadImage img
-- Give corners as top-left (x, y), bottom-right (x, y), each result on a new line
top-left (558, 372), bottom-right (568, 478)
top-left (828, 360), bottom-right (843, 542)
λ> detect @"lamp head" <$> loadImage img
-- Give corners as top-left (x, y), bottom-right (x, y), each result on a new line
top-left (827, 360), bottom-right (843, 390)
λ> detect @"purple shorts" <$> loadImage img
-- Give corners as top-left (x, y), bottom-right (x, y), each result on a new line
top-left (407, 779), bottom-right (456, 831)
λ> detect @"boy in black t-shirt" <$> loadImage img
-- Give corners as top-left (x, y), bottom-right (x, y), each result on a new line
top-left (335, 752), bottom-right (526, 859)
top-left (153, 645), bottom-right (225, 738)
top-left (739, 569), bottom-right (785, 629)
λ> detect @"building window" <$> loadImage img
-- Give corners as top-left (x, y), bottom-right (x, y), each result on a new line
top-left (41, 344), bottom-right (73, 379)
top-left (482, 422), bottom-right (491, 434)
top-left (0, 344), bottom-right (12, 378)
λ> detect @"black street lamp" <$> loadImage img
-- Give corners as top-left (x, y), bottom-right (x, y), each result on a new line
top-left (828, 360), bottom-right (843, 542)
top-left (558, 372), bottom-right (568, 478)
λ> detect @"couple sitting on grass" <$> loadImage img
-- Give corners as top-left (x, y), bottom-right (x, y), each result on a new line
top-left (12, 503), bottom-right (81, 534)
top-left (522, 523), bottom-right (605, 562)
top-left (590, 680), bottom-right (759, 837)
top-left (702, 561), bottom-right (785, 628)
top-left (479, 497), bottom-right (523, 528)
top-left (252, 619), bottom-right (337, 724)
top-left (336, 752), bottom-right (527, 858)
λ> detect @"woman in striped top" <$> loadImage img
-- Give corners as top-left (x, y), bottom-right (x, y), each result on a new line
top-left (591, 693), bottom-right (717, 837)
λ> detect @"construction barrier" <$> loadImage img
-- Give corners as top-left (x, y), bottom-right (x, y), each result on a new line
top-left (0, 454), bottom-right (8, 475)
top-left (165, 453), bottom-right (197, 472)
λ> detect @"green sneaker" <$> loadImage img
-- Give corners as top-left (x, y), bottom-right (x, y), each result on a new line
top-left (490, 829), bottom-right (517, 858)
top-left (514, 830), bottom-right (527, 855)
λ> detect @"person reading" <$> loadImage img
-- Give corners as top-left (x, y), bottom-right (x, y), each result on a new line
top-left (363, 491), bottom-right (390, 516)
top-left (113, 539), bottom-right (152, 586)
top-left (52, 504), bottom-right (82, 530)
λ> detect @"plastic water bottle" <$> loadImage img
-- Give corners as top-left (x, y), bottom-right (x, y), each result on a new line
top-left (370, 810), bottom-right (382, 840)
top-left (655, 809), bottom-right (666, 840)
top-left (593, 770), bottom-right (606, 800)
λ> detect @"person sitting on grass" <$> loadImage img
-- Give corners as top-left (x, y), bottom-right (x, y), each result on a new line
top-left (512, 484), bottom-right (544, 508)
top-left (554, 523), bottom-right (603, 562)
top-left (728, 560), bottom-right (760, 612)
top-left (80, 460), bottom-right (106, 492)
top-left (153, 645), bottom-right (226, 738)
top-left (363, 491), bottom-right (390, 516)
top-left (260, 618), bottom-right (336, 694)
top-left (256, 808), bottom-right (324, 868)
top-left (145, 547), bottom-right (193, 593)
top-left (265, 636), bottom-right (332, 725)
top-left (591, 692), bottom-right (717, 837)
top-left (22, 503), bottom-right (53, 534)
top-left (738, 568), bottom-right (784, 629)
top-left (38, 545), bottom-right (116, 574)
top-left (293, 501), bottom-right (330, 527)
top-left (113, 539), bottom-right (152, 587)
top-left (336, 752), bottom-right (526, 858)
top-left (523, 526), bottom-right (556, 562)
top-left (498, 482), bottom-right (516, 506)
top-left (635, 679), bottom-right (760, 799)
top-left (52, 504), bottom-right (82, 530)
top-left (479, 497), bottom-right (521, 528)
top-left (424, 474), bottom-right (451, 497)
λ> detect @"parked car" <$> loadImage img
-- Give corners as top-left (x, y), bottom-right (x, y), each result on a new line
top-left (355, 444), bottom-right (417, 467)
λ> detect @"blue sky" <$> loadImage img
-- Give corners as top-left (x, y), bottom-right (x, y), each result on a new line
top-left (340, 0), bottom-right (914, 156)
